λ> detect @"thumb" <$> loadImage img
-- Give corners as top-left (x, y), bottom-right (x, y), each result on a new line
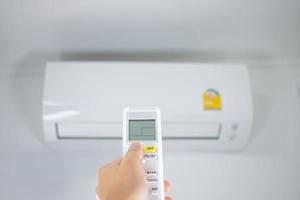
top-left (121, 142), bottom-right (144, 169)
top-left (126, 142), bottom-right (144, 161)
top-left (120, 143), bottom-right (148, 198)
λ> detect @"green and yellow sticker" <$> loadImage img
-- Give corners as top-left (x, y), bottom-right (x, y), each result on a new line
top-left (203, 89), bottom-right (222, 110)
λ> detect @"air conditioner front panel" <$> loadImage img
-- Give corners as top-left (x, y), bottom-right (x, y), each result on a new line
top-left (43, 62), bottom-right (253, 150)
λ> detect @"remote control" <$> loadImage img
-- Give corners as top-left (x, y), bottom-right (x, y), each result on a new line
top-left (123, 107), bottom-right (165, 200)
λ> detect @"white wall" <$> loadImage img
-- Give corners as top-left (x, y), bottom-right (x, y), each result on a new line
top-left (0, 0), bottom-right (300, 199)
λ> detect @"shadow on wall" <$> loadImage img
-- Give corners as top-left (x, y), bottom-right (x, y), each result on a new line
top-left (250, 92), bottom-right (273, 146)
top-left (9, 50), bottom-right (272, 145)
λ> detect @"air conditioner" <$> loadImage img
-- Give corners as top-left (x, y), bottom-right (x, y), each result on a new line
top-left (43, 62), bottom-right (253, 150)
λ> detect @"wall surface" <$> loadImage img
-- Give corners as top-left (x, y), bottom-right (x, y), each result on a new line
top-left (1, 0), bottom-right (300, 200)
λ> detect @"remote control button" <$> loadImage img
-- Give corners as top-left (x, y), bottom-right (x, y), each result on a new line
top-left (150, 186), bottom-right (159, 195)
top-left (145, 170), bottom-right (157, 176)
top-left (144, 154), bottom-right (157, 160)
top-left (144, 160), bottom-right (157, 171)
top-left (147, 176), bottom-right (158, 183)
top-left (143, 146), bottom-right (157, 153)
top-left (149, 196), bottom-right (159, 200)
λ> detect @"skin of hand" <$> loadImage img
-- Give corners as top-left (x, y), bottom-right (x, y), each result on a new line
top-left (96, 142), bottom-right (172, 200)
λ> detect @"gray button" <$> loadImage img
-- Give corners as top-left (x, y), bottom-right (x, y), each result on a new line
top-left (144, 160), bottom-right (157, 171)
top-left (145, 170), bottom-right (157, 176)
top-left (147, 176), bottom-right (158, 183)
top-left (149, 195), bottom-right (159, 200)
top-left (150, 186), bottom-right (159, 195)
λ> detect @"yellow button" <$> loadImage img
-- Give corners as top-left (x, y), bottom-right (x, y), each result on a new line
top-left (143, 146), bottom-right (157, 153)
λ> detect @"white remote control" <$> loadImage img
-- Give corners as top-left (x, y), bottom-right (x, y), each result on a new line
top-left (123, 107), bottom-right (165, 200)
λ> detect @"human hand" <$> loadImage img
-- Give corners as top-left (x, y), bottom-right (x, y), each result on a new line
top-left (96, 142), bottom-right (172, 200)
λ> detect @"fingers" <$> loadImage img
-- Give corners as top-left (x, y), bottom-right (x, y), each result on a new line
top-left (164, 180), bottom-right (171, 192)
top-left (164, 180), bottom-right (172, 200)
top-left (97, 159), bottom-right (122, 185)
top-left (112, 159), bottom-right (122, 166)
top-left (119, 142), bottom-right (145, 182)
top-left (127, 142), bottom-right (144, 159)
top-left (98, 159), bottom-right (121, 175)
top-left (121, 142), bottom-right (144, 166)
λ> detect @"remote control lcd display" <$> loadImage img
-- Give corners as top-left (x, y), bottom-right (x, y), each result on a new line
top-left (129, 120), bottom-right (156, 140)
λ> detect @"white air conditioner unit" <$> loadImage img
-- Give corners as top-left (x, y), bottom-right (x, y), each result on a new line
top-left (43, 62), bottom-right (253, 150)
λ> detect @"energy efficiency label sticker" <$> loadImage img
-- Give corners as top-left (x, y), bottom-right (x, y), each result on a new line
top-left (203, 89), bottom-right (222, 110)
